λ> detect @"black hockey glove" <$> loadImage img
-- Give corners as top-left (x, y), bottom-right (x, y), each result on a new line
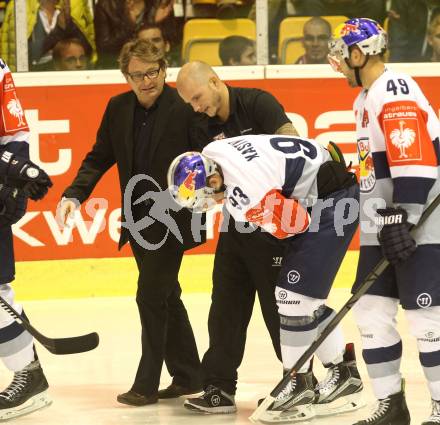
top-left (22, 180), bottom-right (52, 201)
top-left (0, 183), bottom-right (26, 227)
top-left (376, 207), bottom-right (417, 265)
top-left (0, 151), bottom-right (53, 200)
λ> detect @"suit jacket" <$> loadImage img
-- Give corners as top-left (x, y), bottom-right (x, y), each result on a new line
top-left (63, 84), bottom-right (207, 251)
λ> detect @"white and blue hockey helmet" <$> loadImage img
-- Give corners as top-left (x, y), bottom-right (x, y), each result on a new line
top-left (167, 151), bottom-right (220, 212)
top-left (328, 18), bottom-right (388, 71)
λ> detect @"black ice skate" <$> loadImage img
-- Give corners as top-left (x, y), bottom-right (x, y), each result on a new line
top-left (353, 382), bottom-right (410, 425)
top-left (315, 342), bottom-right (365, 416)
top-left (0, 360), bottom-right (51, 421)
top-left (422, 399), bottom-right (440, 424)
top-left (184, 385), bottom-right (236, 414)
top-left (259, 370), bottom-right (316, 423)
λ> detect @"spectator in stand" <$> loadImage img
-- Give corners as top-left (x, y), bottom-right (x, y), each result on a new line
top-left (0, 0), bottom-right (95, 71)
top-left (95, 0), bottom-right (179, 69)
top-left (388, 0), bottom-right (440, 62)
top-left (428, 13), bottom-right (440, 61)
top-left (94, 0), bottom-right (147, 69)
top-left (218, 36), bottom-right (256, 65)
top-left (193, 0), bottom-right (253, 20)
top-left (136, 23), bottom-right (179, 67)
top-left (295, 16), bottom-right (331, 64)
top-left (52, 37), bottom-right (91, 70)
top-left (293, 0), bottom-right (386, 25)
top-left (147, 0), bottom-right (183, 69)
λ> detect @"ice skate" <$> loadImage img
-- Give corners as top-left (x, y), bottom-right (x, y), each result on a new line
top-left (353, 382), bottom-right (410, 425)
top-left (259, 370), bottom-right (316, 423)
top-left (422, 399), bottom-right (440, 424)
top-left (0, 360), bottom-right (51, 421)
top-left (315, 343), bottom-right (365, 416)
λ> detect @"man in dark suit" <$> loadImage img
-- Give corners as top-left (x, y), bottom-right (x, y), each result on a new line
top-left (57, 39), bottom-right (205, 405)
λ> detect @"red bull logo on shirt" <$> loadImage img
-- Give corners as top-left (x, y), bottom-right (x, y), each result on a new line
top-left (357, 137), bottom-right (376, 193)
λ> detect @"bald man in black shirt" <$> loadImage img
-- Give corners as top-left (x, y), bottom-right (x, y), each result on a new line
top-left (176, 61), bottom-right (298, 413)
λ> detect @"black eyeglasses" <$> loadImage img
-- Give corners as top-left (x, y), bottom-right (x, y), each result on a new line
top-left (128, 67), bottom-right (161, 82)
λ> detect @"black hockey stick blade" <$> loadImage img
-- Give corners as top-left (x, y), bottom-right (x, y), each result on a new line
top-left (47, 333), bottom-right (100, 355)
top-left (0, 295), bottom-right (99, 355)
top-left (250, 192), bottom-right (440, 422)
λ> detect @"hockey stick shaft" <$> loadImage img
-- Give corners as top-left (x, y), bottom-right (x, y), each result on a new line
top-left (249, 192), bottom-right (440, 422)
top-left (0, 295), bottom-right (99, 355)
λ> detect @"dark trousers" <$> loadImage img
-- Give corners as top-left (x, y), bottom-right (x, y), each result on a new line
top-left (0, 226), bottom-right (14, 285)
top-left (129, 235), bottom-right (201, 396)
top-left (201, 221), bottom-right (285, 395)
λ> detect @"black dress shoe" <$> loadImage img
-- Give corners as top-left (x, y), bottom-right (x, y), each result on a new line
top-left (158, 384), bottom-right (202, 399)
top-left (117, 390), bottom-right (158, 406)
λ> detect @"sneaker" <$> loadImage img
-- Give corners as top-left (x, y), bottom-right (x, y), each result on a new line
top-left (259, 370), bottom-right (316, 423)
top-left (352, 383), bottom-right (410, 425)
top-left (0, 360), bottom-right (51, 421)
top-left (158, 383), bottom-right (201, 399)
top-left (117, 390), bottom-right (158, 406)
top-left (422, 399), bottom-right (440, 424)
top-left (184, 385), bottom-right (236, 414)
top-left (315, 343), bottom-right (365, 416)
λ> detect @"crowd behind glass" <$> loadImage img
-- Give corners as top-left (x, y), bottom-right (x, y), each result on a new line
top-left (0, 0), bottom-right (439, 71)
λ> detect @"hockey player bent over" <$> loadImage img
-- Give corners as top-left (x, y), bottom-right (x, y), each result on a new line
top-left (168, 134), bottom-right (363, 422)
top-left (0, 58), bottom-right (53, 421)
top-left (329, 18), bottom-right (440, 425)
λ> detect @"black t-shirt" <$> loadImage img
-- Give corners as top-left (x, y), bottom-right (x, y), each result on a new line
top-left (202, 85), bottom-right (291, 239)
top-left (206, 86), bottom-right (290, 140)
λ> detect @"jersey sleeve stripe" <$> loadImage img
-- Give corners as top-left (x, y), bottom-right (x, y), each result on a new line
top-left (372, 151), bottom-right (391, 179)
top-left (393, 176), bottom-right (436, 204)
top-left (434, 137), bottom-right (440, 165)
top-left (0, 131), bottom-right (30, 146)
top-left (281, 157), bottom-right (305, 198)
top-left (389, 164), bottom-right (438, 179)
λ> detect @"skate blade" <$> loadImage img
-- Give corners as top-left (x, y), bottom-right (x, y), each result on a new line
top-left (0, 390), bottom-right (52, 422)
top-left (315, 391), bottom-right (365, 416)
top-left (259, 404), bottom-right (315, 423)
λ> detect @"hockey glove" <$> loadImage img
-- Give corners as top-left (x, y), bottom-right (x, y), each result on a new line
top-left (0, 183), bottom-right (26, 226)
top-left (376, 207), bottom-right (417, 265)
top-left (0, 151), bottom-right (53, 200)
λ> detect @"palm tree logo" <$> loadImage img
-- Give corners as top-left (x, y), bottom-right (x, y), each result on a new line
top-left (390, 120), bottom-right (416, 159)
top-left (6, 97), bottom-right (26, 127)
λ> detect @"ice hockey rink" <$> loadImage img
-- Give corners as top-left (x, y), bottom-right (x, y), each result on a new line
top-left (3, 286), bottom-right (432, 425)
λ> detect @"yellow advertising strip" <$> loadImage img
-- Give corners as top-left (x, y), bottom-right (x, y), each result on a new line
top-left (14, 251), bottom-right (359, 301)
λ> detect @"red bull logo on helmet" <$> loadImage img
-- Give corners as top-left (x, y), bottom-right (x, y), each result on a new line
top-left (340, 22), bottom-right (360, 37)
top-left (178, 168), bottom-right (198, 201)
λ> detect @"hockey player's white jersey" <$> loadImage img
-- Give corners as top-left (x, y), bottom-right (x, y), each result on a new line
top-left (0, 58), bottom-right (29, 147)
top-left (355, 68), bottom-right (440, 245)
top-left (202, 134), bottom-right (330, 239)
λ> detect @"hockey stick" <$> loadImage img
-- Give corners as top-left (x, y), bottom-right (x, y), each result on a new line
top-left (250, 192), bottom-right (440, 422)
top-left (0, 295), bottom-right (99, 355)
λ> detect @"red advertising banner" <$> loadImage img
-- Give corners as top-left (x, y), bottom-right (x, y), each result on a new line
top-left (12, 74), bottom-right (440, 261)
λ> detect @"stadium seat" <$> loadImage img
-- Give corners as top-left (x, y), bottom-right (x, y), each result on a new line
top-left (182, 18), bottom-right (256, 65)
top-left (191, 0), bottom-right (217, 4)
top-left (278, 15), bottom-right (348, 64)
